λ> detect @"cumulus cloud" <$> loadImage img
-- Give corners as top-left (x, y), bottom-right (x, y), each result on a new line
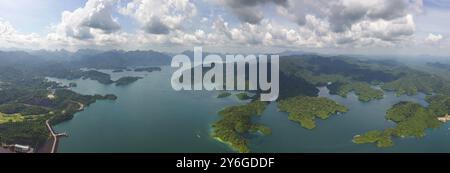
top-left (0, 19), bottom-right (43, 49)
top-left (276, 0), bottom-right (328, 26)
top-left (51, 0), bottom-right (121, 40)
top-left (196, 0), bottom-right (422, 51)
top-left (349, 14), bottom-right (416, 43)
top-left (425, 33), bottom-right (443, 43)
top-left (2, 0), bottom-right (449, 55)
top-left (143, 17), bottom-right (171, 35)
top-left (202, 12), bottom-right (417, 50)
top-left (0, 19), bottom-right (15, 37)
top-left (277, 0), bottom-right (422, 33)
top-left (204, 17), bottom-right (326, 48)
top-left (121, 0), bottom-right (197, 35)
top-left (221, 0), bottom-right (421, 33)
top-left (327, 0), bottom-right (421, 32)
top-left (218, 0), bottom-right (287, 24)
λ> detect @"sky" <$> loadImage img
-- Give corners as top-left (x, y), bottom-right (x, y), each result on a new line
top-left (0, 0), bottom-right (450, 56)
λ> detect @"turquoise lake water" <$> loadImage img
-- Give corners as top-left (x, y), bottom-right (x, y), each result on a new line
top-left (50, 66), bottom-right (450, 153)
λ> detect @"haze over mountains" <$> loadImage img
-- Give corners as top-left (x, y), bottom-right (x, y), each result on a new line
top-left (0, 49), bottom-right (171, 69)
top-left (2, 48), bottom-right (450, 69)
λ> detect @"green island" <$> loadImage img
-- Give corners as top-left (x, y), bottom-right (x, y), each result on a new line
top-left (134, 67), bottom-right (162, 73)
top-left (328, 82), bottom-right (384, 102)
top-left (353, 95), bottom-right (450, 147)
top-left (209, 56), bottom-right (401, 152)
top-left (211, 101), bottom-right (269, 153)
top-left (115, 76), bottom-right (143, 86)
top-left (68, 82), bottom-right (77, 88)
top-left (352, 63), bottom-right (450, 147)
top-left (235, 93), bottom-right (252, 100)
top-left (207, 55), bottom-right (450, 151)
top-left (43, 69), bottom-right (115, 85)
top-left (217, 92), bottom-right (232, 98)
top-left (353, 130), bottom-right (394, 147)
top-left (81, 70), bottom-right (114, 85)
top-left (112, 69), bottom-right (124, 73)
top-left (278, 96), bottom-right (348, 129)
top-left (249, 124), bottom-right (272, 136)
top-left (277, 55), bottom-right (450, 148)
top-left (4, 48), bottom-right (450, 152)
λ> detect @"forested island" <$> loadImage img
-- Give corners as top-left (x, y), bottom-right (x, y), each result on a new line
top-left (352, 67), bottom-right (450, 147)
top-left (115, 76), bottom-right (143, 86)
top-left (217, 92), bottom-right (231, 98)
top-left (235, 93), bottom-right (252, 100)
top-left (81, 70), bottom-right (114, 85)
top-left (278, 96), bottom-right (348, 129)
top-left (112, 69), bottom-right (124, 73)
top-left (66, 69), bottom-right (147, 87)
top-left (69, 82), bottom-right (77, 88)
top-left (211, 101), bottom-right (269, 153)
top-left (353, 95), bottom-right (450, 147)
top-left (328, 82), bottom-right (384, 102)
top-left (210, 54), bottom-right (450, 152)
top-left (134, 67), bottom-right (162, 73)
top-left (2, 49), bottom-right (450, 152)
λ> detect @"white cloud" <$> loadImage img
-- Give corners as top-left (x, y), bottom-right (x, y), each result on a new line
top-left (425, 33), bottom-right (443, 43)
top-left (213, 0), bottom-right (422, 49)
top-left (51, 0), bottom-right (121, 40)
top-left (279, 0), bottom-right (423, 32)
top-left (0, 19), bottom-right (43, 49)
top-left (41, 0), bottom-right (138, 51)
top-left (0, 19), bottom-right (14, 35)
top-left (340, 14), bottom-right (416, 47)
top-left (120, 0), bottom-right (197, 35)
top-left (217, 0), bottom-right (288, 24)
top-left (2, 0), bottom-right (450, 55)
top-left (199, 12), bottom-right (417, 50)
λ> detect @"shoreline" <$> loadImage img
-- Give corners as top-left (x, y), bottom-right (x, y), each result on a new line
top-left (45, 119), bottom-right (63, 153)
top-left (212, 136), bottom-right (240, 153)
top-left (31, 75), bottom-right (120, 153)
top-left (209, 126), bottom-right (245, 153)
top-left (208, 124), bottom-right (241, 153)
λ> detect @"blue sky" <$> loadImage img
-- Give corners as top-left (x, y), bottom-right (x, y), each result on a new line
top-left (0, 0), bottom-right (449, 55)
top-left (0, 0), bottom-right (85, 34)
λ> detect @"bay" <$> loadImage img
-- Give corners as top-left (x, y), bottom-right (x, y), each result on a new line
top-left (50, 66), bottom-right (450, 153)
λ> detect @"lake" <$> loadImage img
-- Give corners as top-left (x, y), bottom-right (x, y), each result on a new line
top-left (50, 66), bottom-right (450, 153)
